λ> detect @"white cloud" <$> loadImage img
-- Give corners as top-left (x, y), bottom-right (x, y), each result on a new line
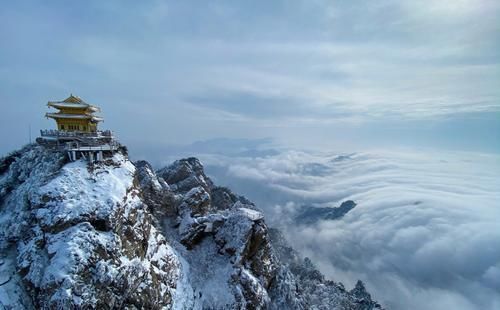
top-left (204, 148), bottom-right (500, 310)
top-left (48, 0), bottom-right (500, 123)
top-left (1, 0), bottom-right (500, 155)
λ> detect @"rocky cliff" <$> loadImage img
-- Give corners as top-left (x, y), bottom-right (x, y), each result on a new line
top-left (294, 200), bottom-right (357, 225)
top-left (0, 144), bottom-right (382, 309)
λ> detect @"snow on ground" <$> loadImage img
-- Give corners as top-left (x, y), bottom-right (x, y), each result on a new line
top-left (42, 223), bottom-right (115, 288)
top-left (0, 246), bottom-right (33, 309)
top-left (238, 207), bottom-right (263, 221)
top-left (162, 216), bottom-right (236, 310)
top-left (185, 238), bottom-right (236, 308)
top-left (170, 247), bottom-right (197, 310)
top-left (34, 153), bottom-right (135, 227)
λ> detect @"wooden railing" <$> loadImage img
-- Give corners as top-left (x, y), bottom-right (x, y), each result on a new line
top-left (40, 129), bottom-right (113, 138)
top-left (64, 140), bottom-right (120, 151)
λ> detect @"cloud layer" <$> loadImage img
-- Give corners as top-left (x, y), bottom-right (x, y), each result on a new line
top-left (202, 148), bottom-right (500, 310)
top-left (1, 0), bottom-right (499, 154)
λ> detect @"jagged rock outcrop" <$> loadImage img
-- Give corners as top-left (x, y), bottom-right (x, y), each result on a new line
top-left (0, 145), bottom-right (383, 309)
top-left (269, 228), bottom-right (382, 310)
top-left (295, 200), bottom-right (357, 225)
top-left (351, 280), bottom-right (378, 310)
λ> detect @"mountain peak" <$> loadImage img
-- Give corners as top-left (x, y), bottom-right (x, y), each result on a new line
top-left (0, 144), bottom-right (382, 309)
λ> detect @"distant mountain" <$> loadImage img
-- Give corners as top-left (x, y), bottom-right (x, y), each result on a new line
top-left (295, 200), bottom-right (357, 225)
top-left (0, 144), bottom-right (381, 309)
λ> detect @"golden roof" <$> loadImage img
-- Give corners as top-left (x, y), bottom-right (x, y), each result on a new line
top-left (47, 94), bottom-right (101, 112)
top-left (63, 94), bottom-right (83, 103)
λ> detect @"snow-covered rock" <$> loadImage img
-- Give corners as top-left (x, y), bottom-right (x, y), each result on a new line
top-left (1, 146), bottom-right (180, 309)
top-left (0, 144), bottom-right (383, 309)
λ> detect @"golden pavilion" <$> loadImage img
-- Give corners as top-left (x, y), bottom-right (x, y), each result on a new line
top-left (46, 94), bottom-right (103, 132)
top-left (39, 94), bottom-right (118, 162)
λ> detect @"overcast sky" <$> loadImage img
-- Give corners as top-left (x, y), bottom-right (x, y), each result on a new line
top-left (1, 2), bottom-right (499, 309)
top-left (1, 0), bottom-right (499, 156)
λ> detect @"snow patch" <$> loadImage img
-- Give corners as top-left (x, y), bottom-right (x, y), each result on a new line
top-left (238, 207), bottom-right (264, 221)
top-left (35, 154), bottom-right (135, 227)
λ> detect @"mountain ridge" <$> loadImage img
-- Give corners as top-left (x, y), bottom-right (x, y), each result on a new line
top-left (0, 144), bottom-right (382, 309)
top-left (295, 200), bottom-right (357, 225)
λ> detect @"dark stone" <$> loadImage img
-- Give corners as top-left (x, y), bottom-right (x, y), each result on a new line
top-left (295, 200), bottom-right (357, 225)
top-left (90, 219), bottom-right (109, 232)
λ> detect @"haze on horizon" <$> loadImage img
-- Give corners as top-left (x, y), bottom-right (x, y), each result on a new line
top-left (0, 0), bottom-right (499, 156)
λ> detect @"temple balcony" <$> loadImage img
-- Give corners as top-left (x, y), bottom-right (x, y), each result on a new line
top-left (38, 129), bottom-right (120, 162)
top-left (40, 129), bottom-right (113, 139)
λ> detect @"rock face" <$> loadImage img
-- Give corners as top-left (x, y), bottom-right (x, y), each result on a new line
top-left (269, 229), bottom-right (382, 310)
top-left (0, 145), bottom-right (383, 309)
top-left (295, 200), bottom-right (357, 225)
top-left (0, 146), bottom-right (180, 309)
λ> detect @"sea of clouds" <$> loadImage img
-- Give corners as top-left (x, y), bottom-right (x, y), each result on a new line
top-left (197, 148), bottom-right (500, 310)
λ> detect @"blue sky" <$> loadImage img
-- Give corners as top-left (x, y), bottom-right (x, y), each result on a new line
top-left (1, 0), bottom-right (499, 155)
